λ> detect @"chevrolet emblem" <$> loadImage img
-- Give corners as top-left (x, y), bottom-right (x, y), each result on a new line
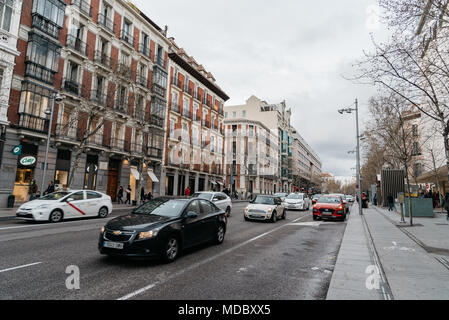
top-left (113, 231), bottom-right (122, 235)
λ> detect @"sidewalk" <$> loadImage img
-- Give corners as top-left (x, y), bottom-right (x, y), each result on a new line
top-left (327, 203), bottom-right (449, 300)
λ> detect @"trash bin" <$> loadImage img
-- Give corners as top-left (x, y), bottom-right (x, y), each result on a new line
top-left (7, 195), bottom-right (15, 208)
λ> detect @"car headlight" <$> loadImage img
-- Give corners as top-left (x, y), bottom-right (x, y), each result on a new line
top-left (245, 207), bottom-right (249, 212)
top-left (267, 208), bottom-right (272, 213)
top-left (138, 229), bottom-right (160, 240)
top-left (101, 226), bottom-right (105, 234)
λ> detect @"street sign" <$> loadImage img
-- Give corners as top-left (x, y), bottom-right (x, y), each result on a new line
top-left (12, 145), bottom-right (22, 156)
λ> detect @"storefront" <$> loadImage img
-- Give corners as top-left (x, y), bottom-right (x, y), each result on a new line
top-left (146, 168), bottom-right (159, 194)
top-left (13, 142), bottom-right (38, 202)
top-left (106, 158), bottom-right (121, 202)
top-left (129, 162), bottom-right (140, 202)
top-left (84, 154), bottom-right (98, 190)
top-left (54, 149), bottom-right (71, 189)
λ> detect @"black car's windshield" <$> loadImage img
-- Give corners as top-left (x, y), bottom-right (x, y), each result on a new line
top-left (252, 196), bottom-right (275, 205)
top-left (40, 192), bottom-right (71, 200)
top-left (318, 197), bottom-right (341, 204)
top-left (192, 193), bottom-right (213, 200)
top-left (133, 199), bottom-right (187, 217)
top-left (287, 194), bottom-right (303, 200)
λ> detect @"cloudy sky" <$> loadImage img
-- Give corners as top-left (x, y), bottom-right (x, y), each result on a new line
top-left (135, 0), bottom-right (390, 177)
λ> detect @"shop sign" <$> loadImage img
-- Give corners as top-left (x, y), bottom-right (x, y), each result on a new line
top-left (12, 145), bottom-right (22, 156)
top-left (19, 156), bottom-right (36, 167)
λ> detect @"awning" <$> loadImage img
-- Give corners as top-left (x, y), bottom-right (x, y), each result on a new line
top-left (147, 170), bottom-right (159, 183)
top-left (210, 180), bottom-right (216, 185)
top-left (130, 167), bottom-right (140, 180)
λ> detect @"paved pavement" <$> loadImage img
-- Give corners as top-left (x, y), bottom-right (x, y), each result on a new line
top-left (0, 202), bottom-right (347, 299)
top-left (327, 202), bottom-right (449, 300)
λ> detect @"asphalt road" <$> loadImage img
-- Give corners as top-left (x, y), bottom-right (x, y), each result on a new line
top-left (0, 202), bottom-right (348, 300)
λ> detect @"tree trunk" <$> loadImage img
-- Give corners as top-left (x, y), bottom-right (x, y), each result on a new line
top-left (404, 164), bottom-right (413, 226)
top-left (431, 149), bottom-right (444, 212)
top-left (67, 148), bottom-right (83, 189)
top-left (135, 159), bottom-right (144, 206)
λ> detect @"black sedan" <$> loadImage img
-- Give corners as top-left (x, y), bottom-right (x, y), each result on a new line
top-left (98, 197), bottom-right (227, 262)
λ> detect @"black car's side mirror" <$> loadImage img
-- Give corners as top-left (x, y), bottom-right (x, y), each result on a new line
top-left (185, 211), bottom-right (198, 219)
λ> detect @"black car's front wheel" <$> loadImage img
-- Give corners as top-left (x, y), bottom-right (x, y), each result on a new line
top-left (162, 236), bottom-right (179, 263)
top-left (215, 224), bottom-right (225, 244)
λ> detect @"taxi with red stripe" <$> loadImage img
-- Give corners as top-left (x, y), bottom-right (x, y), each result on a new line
top-left (16, 190), bottom-right (112, 222)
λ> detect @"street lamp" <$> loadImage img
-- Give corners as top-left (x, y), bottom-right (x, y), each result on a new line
top-left (338, 99), bottom-right (363, 216)
top-left (41, 92), bottom-right (63, 196)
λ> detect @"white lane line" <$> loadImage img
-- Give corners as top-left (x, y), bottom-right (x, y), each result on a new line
top-left (0, 217), bottom-right (114, 231)
top-left (0, 262), bottom-right (42, 273)
top-left (117, 214), bottom-right (309, 300)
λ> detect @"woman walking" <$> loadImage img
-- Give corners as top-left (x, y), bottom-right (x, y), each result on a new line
top-left (117, 186), bottom-right (124, 204)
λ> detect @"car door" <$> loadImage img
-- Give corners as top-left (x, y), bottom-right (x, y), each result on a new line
top-left (199, 200), bottom-right (219, 241)
top-left (182, 200), bottom-right (204, 247)
top-left (275, 197), bottom-right (283, 218)
top-left (85, 191), bottom-right (103, 216)
top-left (212, 193), bottom-right (227, 211)
top-left (62, 191), bottom-right (87, 218)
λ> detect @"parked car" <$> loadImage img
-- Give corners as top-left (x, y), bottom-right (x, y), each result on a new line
top-left (284, 193), bottom-right (311, 211)
top-left (346, 195), bottom-right (354, 203)
top-left (313, 195), bottom-right (347, 221)
top-left (192, 191), bottom-right (232, 216)
top-left (329, 193), bottom-right (349, 214)
top-left (244, 195), bottom-right (285, 222)
top-left (273, 193), bottom-right (288, 201)
top-left (99, 197), bottom-right (227, 262)
top-left (16, 190), bottom-right (112, 222)
top-left (312, 194), bottom-right (323, 205)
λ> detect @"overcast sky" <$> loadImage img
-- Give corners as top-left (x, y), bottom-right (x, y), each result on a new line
top-left (134, 0), bottom-right (390, 178)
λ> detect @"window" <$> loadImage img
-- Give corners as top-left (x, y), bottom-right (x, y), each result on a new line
top-left (233, 111), bottom-right (236, 118)
top-left (19, 82), bottom-right (52, 117)
top-left (200, 200), bottom-right (216, 214)
top-left (242, 110), bottom-right (246, 118)
top-left (0, 68), bottom-right (3, 87)
top-left (26, 33), bottom-right (61, 72)
top-left (86, 191), bottom-right (102, 199)
top-left (68, 191), bottom-right (84, 201)
top-left (186, 200), bottom-right (201, 215)
top-left (32, 0), bottom-right (65, 27)
top-left (0, 0), bottom-right (13, 32)
top-left (225, 112), bottom-right (228, 118)
top-left (412, 124), bottom-right (418, 137)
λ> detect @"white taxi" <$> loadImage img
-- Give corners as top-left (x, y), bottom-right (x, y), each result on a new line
top-left (16, 190), bottom-right (113, 223)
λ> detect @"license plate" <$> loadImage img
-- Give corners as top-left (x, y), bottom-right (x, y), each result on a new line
top-left (322, 212), bottom-right (333, 216)
top-left (103, 241), bottom-right (124, 249)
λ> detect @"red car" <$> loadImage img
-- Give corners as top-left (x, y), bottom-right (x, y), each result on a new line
top-left (313, 195), bottom-right (346, 221)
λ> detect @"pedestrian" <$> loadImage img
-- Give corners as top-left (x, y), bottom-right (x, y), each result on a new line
top-left (387, 194), bottom-right (394, 211)
top-left (444, 193), bottom-right (449, 221)
top-left (29, 179), bottom-right (38, 201)
top-left (117, 186), bottom-right (124, 204)
top-left (125, 185), bottom-right (131, 205)
top-left (146, 190), bottom-right (153, 201)
top-left (373, 193), bottom-right (377, 206)
top-left (184, 186), bottom-right (191, 197)
top-left (140, 186), bottom-right (146, 202)
top-left (44, 181), bottom-right (55, 195)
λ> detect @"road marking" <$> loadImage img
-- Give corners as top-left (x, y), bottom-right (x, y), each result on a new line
top-left (289, 222), bottom-right (322, 227)
top-left (0, 217), bottom-right (114, 231)
top-left (117, 214), bottom-right (309, 300)
top-left (0, 262), bottom-right (42, 273)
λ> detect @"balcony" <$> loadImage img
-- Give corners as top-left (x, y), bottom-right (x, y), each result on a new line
top-left (31, 13), bottom-right (60, 39)
top-left (72, 0), bottom-right (92, 18)
top-left (90, 90), bottom-right (109, 107)
top-left (154, 55), bottom-right (165, 68)
top-left (146, 146), bottom-right (163, 159)
top-left (139, 43), bottom-right (151, 59)
top-left (136, 75), bottom-right (149, 89)
top-left (131, 142), bottom-right (143, 155)
top-left (182, 107), bottom-right (192, 119)
top-left (170, 102), bottom-right (181, 114)
top-left (194, 92), bottom-right (202, 101)
top-left (66, 35), bottom-right (88, 57)
top-left (62, 78), bottom-right (81, 96)
top-left (114, 97), bottom-right (128, 115)
top-left (18, 113), bottom-right (48, 133)
top-left (94, 51), bottom-right (112, 70)
top-left (147, 116), bottom-right (163, 128)
top-left (202, 119), bottom-right (211, 128)
top-left (25, 61), bottom-right (55, 85)
top-left (97, 13), bottom-right (114, 34)
top-left (120, 29), bottom-right (135, 47)
top-left (134, 111), bottom-right (146, 123)
top-left (110, 138), bottom-right (129, 153)
top-left (118, 63), bottom-right (134, 80)
top-left (152, 83), bottom-right (166, 98)
top-left (55, 124), bottom-right (78, 141)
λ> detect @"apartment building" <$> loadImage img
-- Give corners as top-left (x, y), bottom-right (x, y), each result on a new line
top-left (223, 118), bottom-right (278, 197)
top-left (1, 0), bottom-right (170, 204)
top-left (0, 0), bottom-right (23, 205)
top-left (224, 95), bottom-right (295, 195)
top-left (162, 38), bottom-right (229, 196)
top-left (292, 129), bottom-right (322, 192)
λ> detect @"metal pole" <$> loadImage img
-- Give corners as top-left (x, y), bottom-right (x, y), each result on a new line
top-left (41, 93), bottom-right (56, 196)
top-left (355, 98), bottom-right (363, 215)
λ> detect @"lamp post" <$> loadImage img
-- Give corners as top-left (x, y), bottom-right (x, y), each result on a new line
top-left (338, 99), bottom-right (362, 216)
top-left (41, 92), bottom-right (63, 196)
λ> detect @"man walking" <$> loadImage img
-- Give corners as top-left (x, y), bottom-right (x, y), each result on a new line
top-left (387, 194), bottom-right (394, 211)
top-left (125, 185), bottom-right (131, 205)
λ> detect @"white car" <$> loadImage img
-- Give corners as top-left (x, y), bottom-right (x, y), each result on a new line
top-left (346, 195), bottom-right (354, 203)
top-left (284, 193), bottom-right (311, 211)
top-left (192, 191), bottom-right (232, 216)
top-left (244, 195), bottom-right (285, 222)
top-left (16, 190), bottom-right (113, 222)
